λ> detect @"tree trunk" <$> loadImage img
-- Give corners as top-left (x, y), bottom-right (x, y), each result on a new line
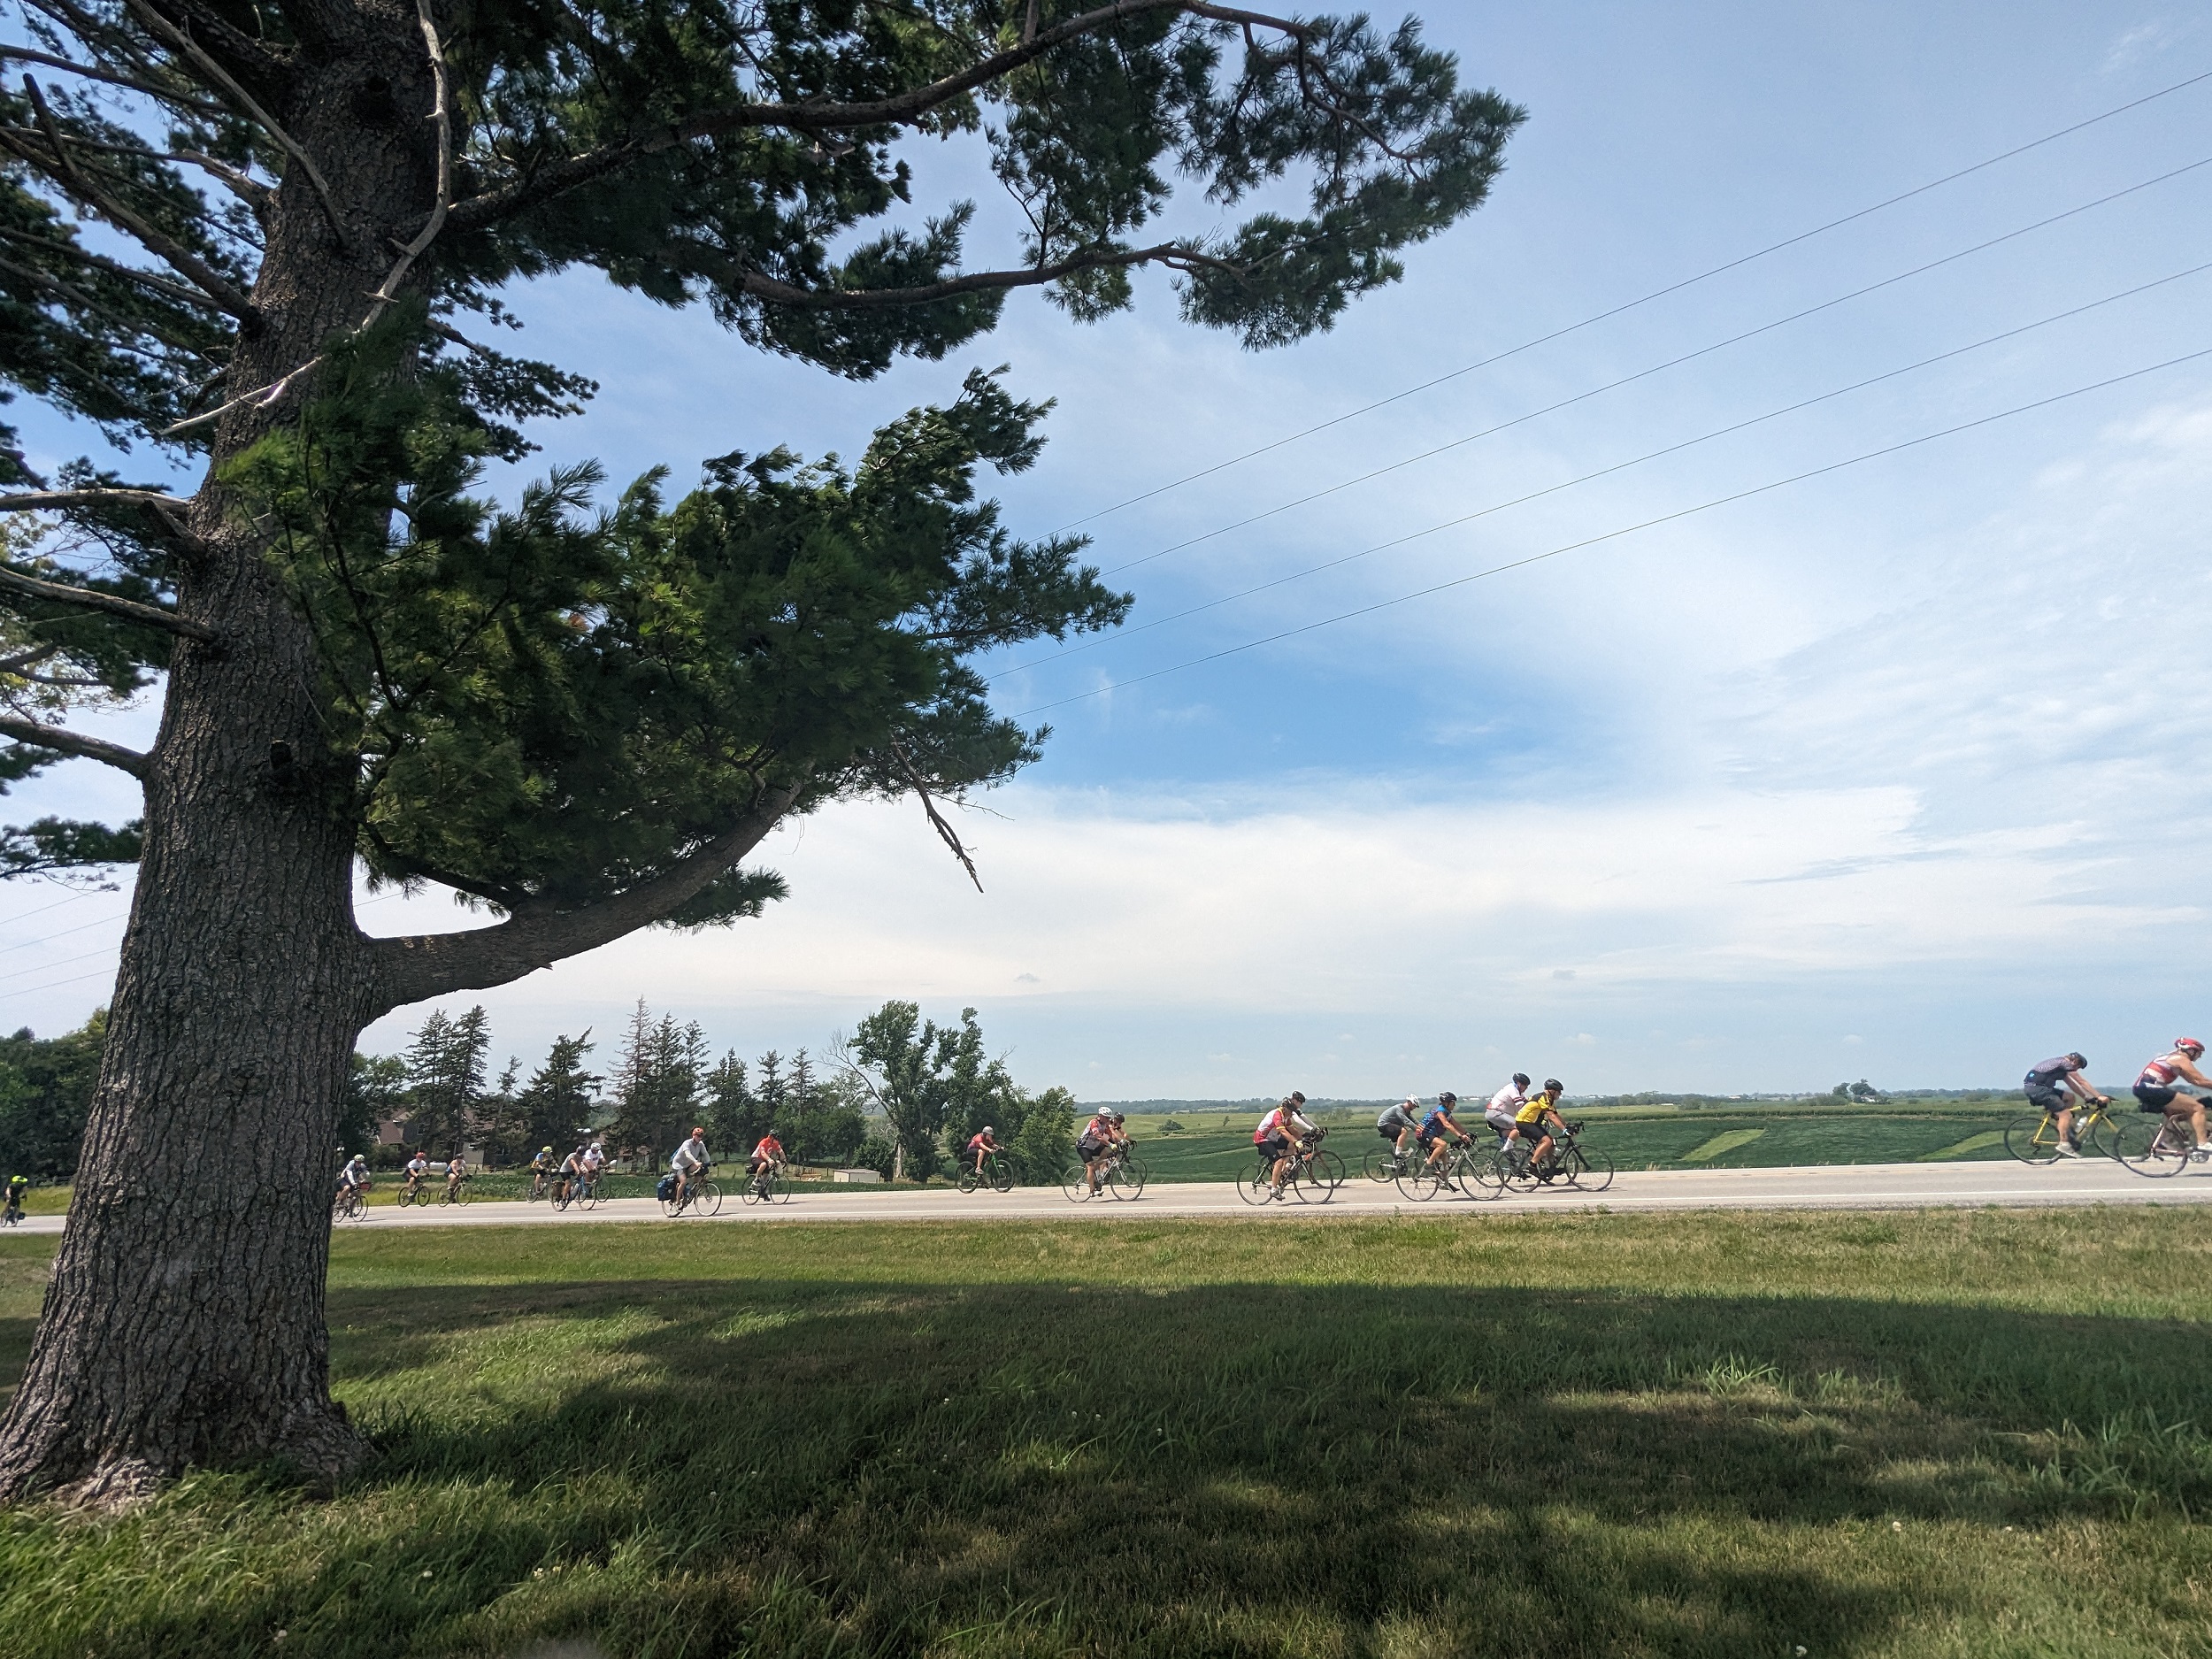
top-left (0, 5), bottom-right (435, 1504)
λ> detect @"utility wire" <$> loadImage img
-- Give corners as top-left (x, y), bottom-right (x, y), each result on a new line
top-left (1092, 155), bottom-right (2212, 582)
top-left (0, 912), bottom-right (126, 952)
top-left (0, 944), bottom-right (113, 987)
top-left (1013, 345), bottom-right (2212, 718)
top-left (0, 965), bottom-right (114, 1003)
top-left (995, 259), bottom-right (2212, 680)
top-left (0, 888), bottom-right (99, 926)
top-left (1048, 65), bottom-right (2212, 535)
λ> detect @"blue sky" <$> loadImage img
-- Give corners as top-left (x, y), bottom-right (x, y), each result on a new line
top-left (9, 2), bottom-right (2212, 1100)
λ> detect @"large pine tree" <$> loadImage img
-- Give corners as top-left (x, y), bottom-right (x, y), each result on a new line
top-left (0, 0), bottom-right (1520, 1499)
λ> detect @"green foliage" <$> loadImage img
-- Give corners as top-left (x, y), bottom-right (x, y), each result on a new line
top-left (398, 1005), bottom-right (492, 1154)
top-left (0, 0), bottom-right (1519, 893)
top-left (0, 1009), bottom-right (104, 1179)
top-left (603, 1000), bottom-right (709, 1164)
top-left (514, 1032), bottom-right (602, 1156)
top-left (340, 1053), bottom-right (407, 1164)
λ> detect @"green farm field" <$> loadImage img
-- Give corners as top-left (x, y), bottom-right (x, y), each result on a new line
top-left (4, 1208), bottom-right (2209, 1656)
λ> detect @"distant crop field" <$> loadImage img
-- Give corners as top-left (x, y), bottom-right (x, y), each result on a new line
top-left (2, 1208), bottom-right (2207, 1656)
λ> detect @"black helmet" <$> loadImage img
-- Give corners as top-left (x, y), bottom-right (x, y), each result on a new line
top-left (1438, 1091), bottom-right (1457, 1106)
top-left (1512, 1072), bottom-right (1531, 1089)
top-left (1543, 1078), bottom-right (1563, 1093)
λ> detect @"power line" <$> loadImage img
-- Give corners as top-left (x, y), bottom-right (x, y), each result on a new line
top-left (0, 912), bottom-right (126, 952)
top-left (0, 944), bottom-right (114, 987)
top-left (996, 259), bottom-right (2212, 682)
top-left (1090, 154), bottom-right (2212, 582)
top-left (1048, 65), bottom-right (2212, 535)
top-left (0, 965), bottom-right (114, 1004)
top-left (1013, 344), bottom-right (2212, 718)
top-left (0, 888), bottom-right (100, 926)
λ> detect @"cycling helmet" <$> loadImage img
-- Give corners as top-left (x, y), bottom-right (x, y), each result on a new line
top-left (2178, 1039), bottom-right (2205, 1057)
top-left (982, 1125), bottom-right (994, 1135)
top-left (692, 1125), bottom-right (706, 1136)
top-left (1288, 1091), bottom-right (1307, 1105)
top-left (1543, 1078), bottom-right (1563, 1092)
top-left (1438, 1091), bottom-right (1457, 1106)
top-left (1512, 1072), bottom-right (1531, 1088)
top-left (541, 1145), bottom-right (554, 1155)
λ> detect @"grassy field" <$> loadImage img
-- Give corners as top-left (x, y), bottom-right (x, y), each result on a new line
top-left (4, 1208), bottom-right (2210, 1656)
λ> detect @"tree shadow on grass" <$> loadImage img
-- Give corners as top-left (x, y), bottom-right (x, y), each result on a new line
top-left (11, 1280), bottom-right (2212, 1657)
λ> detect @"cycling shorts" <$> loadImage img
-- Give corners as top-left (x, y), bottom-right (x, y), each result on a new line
top-left (1377, 1107), bottom-right (1417, 1134)
top-left (1486, 1110), bottom-right (1519, 1138)
top-left (1257, 1133), bottom-right (1292, 1162)
top-left (2024, 1084), bottom-right (2069, 1113)
top-left (1077, 1136), bottom-right (1107, 1161)
top-left (2135, 1083), bottom-right (2202, 1113)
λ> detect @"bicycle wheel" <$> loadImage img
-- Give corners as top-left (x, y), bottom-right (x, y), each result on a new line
top-left (1236, 1160), bottom-right (1275, 1204)
top-left (337, 1190), bottom-right (365, 1222)
top-left (552, 1184), bottom-right (572, 1211)
top-left (2004, 1112), bottom-right (2062, 1165)
top-left (741, 1172), bottom-right (765, 1204)
top-left (660, 1184), bottom-right (683, 1217)
top-left (1109, 1155), bottom-right (1148, 1201)
top-left (990, 1158), bottom-right (1014, 1194)
top-left (1062, 1161), bottom-right (1096, 1202)
top-left (1362, 1147), bottom-right (1405, 1183)
top-left (579, 1183), bottom-right (601, 1210)
top-left (2107, 1115), bottom-right (2190, 1177)
top-left (1563, 1145), bottom-right (1614, 1192)
top-left (1307, 1149), bottom-right (1344, 1193)
top-left (690, 1179), bottom-right (722, 1215)
top-left (955, 1166), bottom-right (979, 1194)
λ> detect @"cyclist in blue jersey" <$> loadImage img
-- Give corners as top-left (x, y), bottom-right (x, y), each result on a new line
top-left (1417, 1093), bottom-right (1471, 1174)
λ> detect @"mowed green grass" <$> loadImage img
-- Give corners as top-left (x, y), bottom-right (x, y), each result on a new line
top-left (3, 1209), bottom-right (2210, 1657)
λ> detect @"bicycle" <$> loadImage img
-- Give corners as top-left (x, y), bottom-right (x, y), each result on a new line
top-left (528, 1168), bottom-right (555, 1202)
top-left (1363, 1140), bottom-right (1421, 1183)
top-left (662, 1165), bottom-right (723, 1217)
top-left (1238, 1133), bottom-right (1333, 1204)
top-left (956, 1151), bottom-right (1016, 1194)
top-left (3, 1198), bottom-right (27, 1228)
top-left (1394, 1135), bottom-right (1486, 1201)
top-left (438, 1173), bottom-right (474, 1206)
top-left (572, 1174), bottom-right (601, 1210)
top-left (331, 1187), bottom-right (366, 1224)
top-left (741, 1162), bottom-right (793, 1204)
top-left (396, 1178), bottom-right (431, 1208)
top-left (2105, 1110), bottom-right (2203, 1178)
top-left (2005, 1097), bottom-right (2122, 1164)
top-left (1062, 1144), bottom-right (1145, 1202)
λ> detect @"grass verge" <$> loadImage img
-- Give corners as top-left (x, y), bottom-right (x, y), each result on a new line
top-left (2, 1208), bottom-right (2209, 1656)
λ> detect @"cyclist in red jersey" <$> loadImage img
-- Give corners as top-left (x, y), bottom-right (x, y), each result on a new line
top-left (965, 1125), bottom-right (1001, 1177)
top-left (749, 1133), bottom-right (786, 1178)
top-left (1254, 1093), bottom-right (1315, 1194)
top-left (2132, 1040), bottom-right (2212, 1161)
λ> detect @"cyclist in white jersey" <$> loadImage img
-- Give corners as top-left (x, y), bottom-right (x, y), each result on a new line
top-left (1486, 1074), bottom-right (1532, 1151)
top-left (2133, 1041), bottom-right (2212, 1160)
top-left (671, 1125), bottom-right (710, 1205)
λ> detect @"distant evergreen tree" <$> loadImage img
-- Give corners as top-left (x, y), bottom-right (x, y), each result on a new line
top-left (606, 1004), bottom-right (708, 1164)
top-left (477, 1057), bottom-right (529, 1166)
top-left (517, 1033), bottom-right (602, 1158)
top-left (704, 1051), bottom-right (764, 1156)
top-left (403, 1006), bottom-right (490, 1154)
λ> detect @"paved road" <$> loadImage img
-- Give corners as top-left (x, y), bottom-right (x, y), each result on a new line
top-left (10, 1157), bottom-right (2209, 1238)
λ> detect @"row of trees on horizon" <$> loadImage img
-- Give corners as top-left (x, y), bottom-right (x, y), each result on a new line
top-left (0, 1000), bottom-right (1077, 1184)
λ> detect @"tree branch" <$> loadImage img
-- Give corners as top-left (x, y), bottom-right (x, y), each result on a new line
top-left (0, 563), bottom-right (216, 641)
top-left (362, 0), bottom-right (451, 321)
top-left (445, 0), bottom-right (1307, 232)
top-left (0, 250), bottom-right (220, 359)
top-left (0, 223), bottom-right (234, 312)
top-left (0, 41), bottom-right (227, 113)
top-left (369, 780), bottom-right (804, 1010)
top-left (0, 84), bottom-right (259, 321)
top-left (890, 737), bottom-right (982, 893)
top-left (712, 238), bottom-right (1240, 311)
top-left (117, 0), bottom-right (346, 248)
top-left (0, 711), bottom-right (150, 777)
top-left (1, 487), bottom-right (193, 513)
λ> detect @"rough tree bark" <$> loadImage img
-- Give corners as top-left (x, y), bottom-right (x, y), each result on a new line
top-left (0, 1), bottom-right (444, 1503)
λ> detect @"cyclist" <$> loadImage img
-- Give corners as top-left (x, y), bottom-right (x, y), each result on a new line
top-left (1076, 1109), bottom-right (1119, 1194)
top-left (402, 1148), bottom-right (430, 1201)
top-left (4, 1173), bottom-right (27, 1225)
top-left (1417, 1092), bottom-right (1471, 1173)
top-left (965, 1125), bottom-right (1002, 1178)
top-left (1375, 1097), bottom-right (1421, 1165)
top-left (2023, 1052), bottom-right (2108, 1156)
top-left (556, 1142), bottom-right (588, 1202)
top-left (671, 1125), bottom-right (710, 1206)
top-left (1486, 1073), bottom-right (1532, 1156)
top-left (1256, 1093), bottom-right (1316, 1194)
top-left (749, 1132), bottom-right (787, 1190)
top-left (1514, 1079), bottom-right (1570, 1174)
top-left (578, 1141), bottom-right (606, 1200)
top-left (443, 1153), bottom-right (469, 1200)
top-left (2133, 1040), bottom-right (2212, 1162)
top-left (336, 1151), bottom-right (371, 1204)
top-left (529, 1145), bottom-right (557, 1200)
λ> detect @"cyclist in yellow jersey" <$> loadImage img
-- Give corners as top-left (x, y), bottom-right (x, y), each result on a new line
top-left (1513, 1079), bottom-right (1568, 1171)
